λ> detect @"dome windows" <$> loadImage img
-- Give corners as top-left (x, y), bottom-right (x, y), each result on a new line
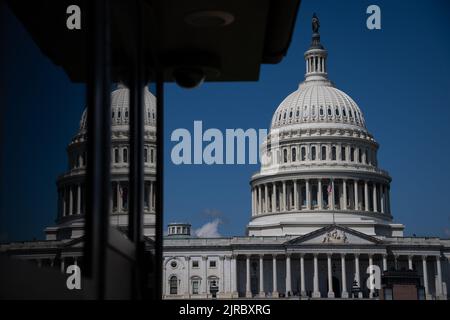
top-left (331, 146), bottom-right (336, 160)
top-left (292, 148), bottom-right (297, 162)
top-left (319, 106), bottom-right (324, 116)
top-left (301, 147), bottom-right (306, 161)
top-left (123, 148), bottom-right (128, 163)
top-left (311, 146), bottom-right (317, 160)
top-left (327, 107), bottom-right (332, 116)
top-left (321, 146), bottom-right (327, 160)
top-left (283, 149), bottom-right (288, 163)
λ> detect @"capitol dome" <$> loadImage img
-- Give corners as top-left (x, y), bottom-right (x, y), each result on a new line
top-left (271, 82), bottom-right (366, 131)
top-left (247, 17), bottom-right (404, 238)
top-left (78, 83), bottom-right (156, 133)
top-left (45, 84), bottom-right (157, 240)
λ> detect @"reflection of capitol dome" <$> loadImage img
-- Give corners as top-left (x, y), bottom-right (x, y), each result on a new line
top-left (248, 24), bottom-right (404, 237)
top-left (78, 83), bottom-right (156, 133)
top-left (45, 84), bottom-right (157, 240)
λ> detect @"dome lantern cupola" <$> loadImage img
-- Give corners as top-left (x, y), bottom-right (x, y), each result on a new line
top-left (304, 13), bottom-right (329, 82)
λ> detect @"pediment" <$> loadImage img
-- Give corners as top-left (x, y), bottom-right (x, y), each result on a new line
top-left (286, 225), bottom-right (382, 246)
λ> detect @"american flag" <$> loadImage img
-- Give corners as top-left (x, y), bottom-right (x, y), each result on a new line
top-left (327, 184), bottom-right (333, 194)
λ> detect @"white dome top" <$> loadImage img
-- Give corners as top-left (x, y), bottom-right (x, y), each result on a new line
top-left (271, 80), bottom-right (366, 131)
top-left (79, 84), bottom-right (156, 132)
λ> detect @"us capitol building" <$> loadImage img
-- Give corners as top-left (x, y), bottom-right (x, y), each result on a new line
top-left (1, 16), bottom-right (449, 300)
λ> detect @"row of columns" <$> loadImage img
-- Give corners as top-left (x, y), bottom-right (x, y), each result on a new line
top-left (59, 184), bottom-right (83, 217)
top-left (280, 143), bottom-right (375, 167)
top-left (306, 54), bottom-right (326, 74)
top-left (240, 253), bottom-right (446, 299)
top-left (252, 178), bottom-right (390, 216)
top-left (59, 180), bottom-right (156, 217)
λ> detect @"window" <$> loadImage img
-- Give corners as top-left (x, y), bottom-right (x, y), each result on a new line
top-left (114, 148), bottom-right (119, 163)
top-left (125, 111), bottom-right (129, 118)
top-left (209, 260), bottom-right (216, 268)
top-left (150, 149), bottom-right (154, 163)
top-left (343, 109), bottom-right (347, 117)
top-left (350, 147), bottom-right (355, 162)
top-left (123, 148), bottom-right (128, 163)
top-left (283, 112), bottom-right (286, 119)
top-left (292, 148), bottom-right (296, 162)
top-left (321, 146), bottom-right (326, 161)
top-left (327, 107), bottom-right (332, 116)
top-left (289, 111), bottom-right (292, 118)
top-left (192, 280), bottom-right (200, 295)
top-left (192, 260), bottom-right (199, 268)
top-left (301, 147), bottom-right (306, 161)
top-left (341, 146), bottom-right (346, 161)
top-left (331, 146), bottom-right (336, 160)
top-left (358, 148), bottom-right (362, 163)
top-left (349, 110), bottom-right (353, 118)
top-left (320, 107), bottom-right (324, 116)
top-left (311, 146), bottom-right (316, 160)
top-left (335, 108), bottom-right (340, 116)
top-left (169, 276), bottom-right (178, 295)
top-left (283, 149), bottom-right (288, 163)
top-left (144, 147), bottom-right (148, 163)
top-left (170, 261), bottom-right (177, 268)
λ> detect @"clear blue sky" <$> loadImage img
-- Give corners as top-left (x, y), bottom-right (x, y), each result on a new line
top-left (1, 0), bottom-right (450, 242)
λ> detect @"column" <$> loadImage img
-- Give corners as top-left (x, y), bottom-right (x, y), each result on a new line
top-left (364, 181), bottom-right (369, 211)
top-left (293, 180), bottom-right (298, 210)
top-left (282, 181), bottom-right (286, 211)
top-left (343, 180), bottom-right (347, 210)
top-left (373, 184), bottom-right (378, 212)
top-left (258, 186), bottom-right (262, 214)
top-left (286, 254), bottom-right (292, 297)
top-left (408, 255), bottom-right (413, 270)
top-left (318, 179), bottom-right (323, 209)
top-left (186, 256), bottom-right (191, 297)
top-left (272, 255), bottom-right (278, 297)
top-left (251, 188), bottom-right (255, 215)
top-left (354, 180), bottom-right (359, 210)
top-left (327, 254), bottom-right (334, 298)
top-left (231, 255), bottom-right (238, 297)
top-left (383, 254), bottom-right (388, 271)
top-left (259, 255), bottom-right (265, 297)
top-left (355, 254), bottom-right (362, 298)
top-left (246, 255), bottom-right (252, 298)
top-left (62, 188), bottom-right (66, 217)
top-left (368, 254), bottom-right (374, 298)
top-left (76, 184), bottom-right (81, 215)
top-left (386, 187), bottom-right (391, 214)
top-left (69, 186), bottom-right (73, 215)
top-left (313, 253), bottom-right (320, 298)
top-left (380, 185), bottom-right (385, 213)
top-left (306, 180), bottom-right (311, 210)
top-left (331, 179), bottom-right (335, 210)
top-left (341, 254), bottom-right (348, 298)
top-left (203, 256), bottom-right (208, 296)
top-left (272, 183), bottom-right (277, 213)
top-left (422, 256), bottom-right (430, 299)
top-left (436, 256), bottom-right (443, 299)
top-left (117, 182), bottom-right (122, 212)
top-left (300, 254), bottom-right (306, 297)
top-left (313, 254), bottom-right (320, 298)
top-left (264, 184), bottom-right (269, 213)
top-left (219, 256), bottom-right (225, 295)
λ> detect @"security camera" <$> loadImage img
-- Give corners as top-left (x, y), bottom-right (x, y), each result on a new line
top-left (173, 67), bottom-right (206, 89)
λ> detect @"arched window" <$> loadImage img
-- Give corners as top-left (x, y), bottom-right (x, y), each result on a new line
top-left (292, 148), bottom-right (296, 162)
top-left (358, 148), bottom-right (362, 163)
top-left (301, 147), bottom-right (306, 161)
top-left (169, 276), bottom-right (178, 295)
top-left (343, 109), bottom-right (347, 117)
top-left (283, 149), bottom-right (288, 163)
top-left (350, 147), bottom-right (355, 162)
top-left (114, 148), bottom-right (119, 163)
top-left (123, 148), bottom-right (128, 163)
top-left (335, 108), bottom-right (340, 116)
top-left (320, 107), bottom-right (324, 116)
top-left (321, 146), bottom-right (327, 161)
top-left (331, 146), bottom-right (336, 160)
top-left (311, 146), bottom-right (316, 160)
top-left (144, 147), bottom-right (148, 163)
top-left (327, 107), bottom-right (332, 116)
top-left (341, 146), bottom-right (346, 161)
top-left (289, 111), bottom-right (292, 118)
top-left (349, 110), bottom-right (353, 118)
top-left (150, 149), bottom-right (154, 163)
top-left (283, 112), bottom-right (286, 119)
